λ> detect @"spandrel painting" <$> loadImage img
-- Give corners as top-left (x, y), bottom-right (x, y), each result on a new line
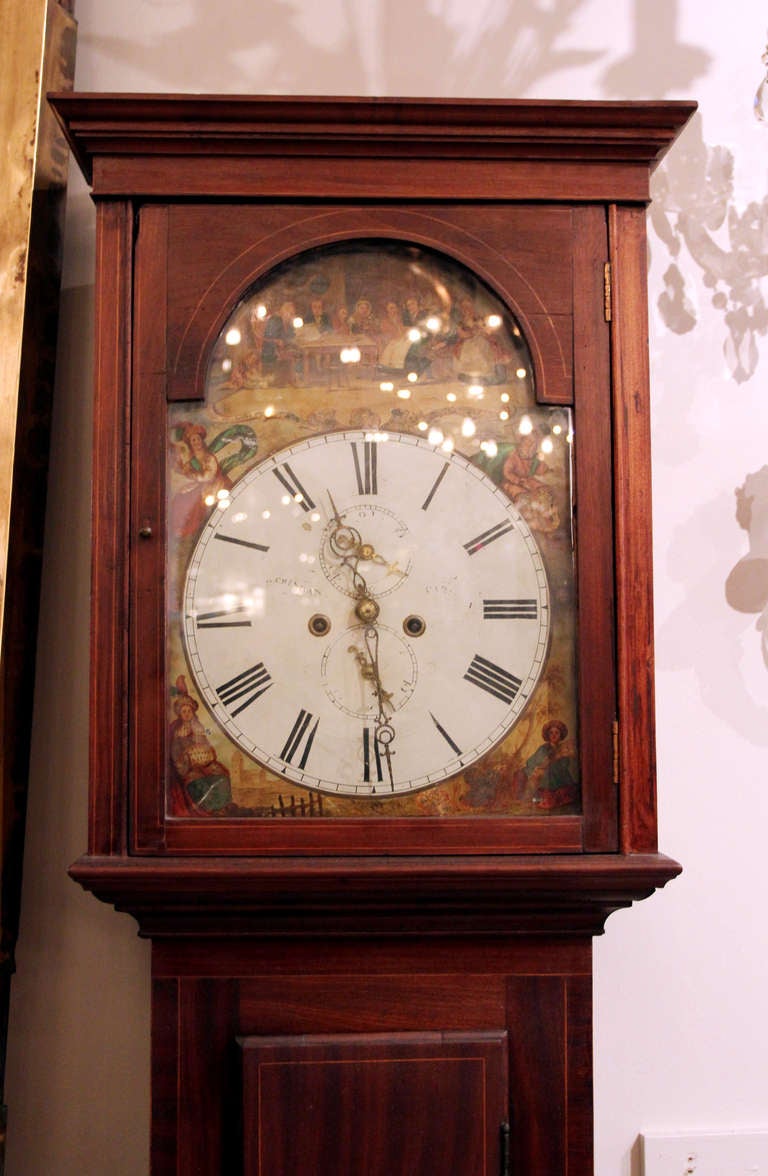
top-left (166, 241), bottom-right (579, 819)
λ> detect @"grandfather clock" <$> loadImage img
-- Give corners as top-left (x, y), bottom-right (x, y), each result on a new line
top-left (50, 94), bottom-right (693, 1174)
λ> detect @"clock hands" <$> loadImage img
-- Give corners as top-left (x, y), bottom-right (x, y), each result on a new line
top-left (326, 493), bottom-right (402, 598)
top-left (328, 492), bottom-right (396, 787)
top-left (362, 625), bottom-right (396, 788)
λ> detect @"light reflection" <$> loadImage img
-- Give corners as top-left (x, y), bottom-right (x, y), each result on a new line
top-left (407, 371), bottom-right (418, 383)
top-left (446, 392), bottom-right (457, 403)
top-left (225, 328), bottom-right (241, 346)
top-left (418, 421), bottom-right (428, 432)
top-left (255, 304), bottom-right (267, 320)
top-left (407, 328), bottom-right (421, 343)
top-left (397, 388), bottom-right (411, 400)
top-left (552, 424), bottom-right (562, 436)
top-left (500, 392), bottom-right (510, 403)
top-left (380, 381), bottom-right (395, 392)
top-left (480, 440), bottom-right (498, 458)
top-left (292, 316), bottom-right (304, 330)
top-left (467, 384), bottom-right (484, 399)
top-left (486, 314), bottom-right (502, 329)
top-left (516, 367), bottom-right (527, 379)
top-left (231, 512), bottom-right (247, 524)
top-left (262, 510), bottom-right (271, 519)
top-left (222, 359), bottom-right (232, 373)
top-left (425, 315), bottom-right (441, 333)
top-left (264, 405), bottom-right (275, 418)
top-left (519, 414), bottom-right (533, 436)
top-left (499, 410), bottom-right (509, 421)
top-left (340, 346), bottom-right (361, 364)
top-left (441, 438), bottom-right (454, 452)
top-left (541, 436), bottom-right (554, 455)
top-left (281, 495), bottom-right (292, 506)
top-left (461, 417), bottom-right (476, 437)
top-left (428, 428), bottom-right (444, 446)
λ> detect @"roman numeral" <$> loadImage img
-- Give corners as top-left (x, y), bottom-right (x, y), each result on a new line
top-left (195, 608), bottom-right (252, 629)
top-left (216, 663), bottom-right (272, 716)
top-left (214, 533), bottom-right (269, 553)
top-left (280, 709), bottom-right (319, 768)
top-left (421, 461), bottom-right (449, 511)
top-left (463, 519), bottom-right (515, 555)
top-left (482, 599), bottom-right (538, 620)
top-left (429, 712), bottom-right (462, 757)
top-left (463, 655), bottom-right (522, 705)
top-left (362, 726), bottom-right (384, 784)
top-left (351, 441), bottom-right (378, 495)
top-left (273, 463), bottom-right (316, 511)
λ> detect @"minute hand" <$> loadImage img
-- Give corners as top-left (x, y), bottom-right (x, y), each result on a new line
top-left (363, 624), bottom-right (396, 788)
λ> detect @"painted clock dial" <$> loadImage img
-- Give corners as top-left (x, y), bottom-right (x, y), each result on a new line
top-left (166, 239), bottom-right (579, 819)
top-left (182, 430), bottom-right (550, 795)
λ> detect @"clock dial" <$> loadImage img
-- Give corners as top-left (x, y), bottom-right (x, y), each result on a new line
top-left (182, 430), bottom-right (550, 795)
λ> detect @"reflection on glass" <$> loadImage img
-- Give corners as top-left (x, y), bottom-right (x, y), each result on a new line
top-left (166, 240), bottom-right (579, 821)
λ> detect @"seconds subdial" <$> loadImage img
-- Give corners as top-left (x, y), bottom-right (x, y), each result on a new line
top-left (320, 501), bottom-right (412, 599)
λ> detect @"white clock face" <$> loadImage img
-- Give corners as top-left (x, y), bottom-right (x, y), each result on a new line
top-left (182, 430), bottom-right (550, 796)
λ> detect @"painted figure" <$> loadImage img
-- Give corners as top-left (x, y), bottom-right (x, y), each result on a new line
top-left (169, 677), bottom-right (232, 813)
top-left (523, 720), bottom-right (579, 810)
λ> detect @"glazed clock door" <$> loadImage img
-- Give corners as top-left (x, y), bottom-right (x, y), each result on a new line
top-left (130, 202), bottom-right (615, 856)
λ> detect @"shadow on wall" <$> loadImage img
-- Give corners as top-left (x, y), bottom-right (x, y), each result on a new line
top-left (601, 0), bottom-right (710, 96)
top-left (651, 115), bottom-right (768, 385)
top-left (727, 467), bottom-right (768, 667)
top-left (82, 0), bottom-right (608, 97)
top-left (82, 0), bottom-right (721, 99)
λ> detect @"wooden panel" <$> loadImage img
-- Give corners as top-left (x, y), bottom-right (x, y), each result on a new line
top-left (130, 205), bottom-right (169, 852)
top-left (237, 975), bottom-right (508, 1036)
top-left (89, 200), bottom-right (133, 856)
top-left (507, 976), bottom-right (569, 1174)
top-left (506, 973), bottom-right (593, 1174)
top-left (177, 979), bottom-right (240, 1176)
top-left (572, 205), bottom-right (617, 850)
top-left (608, 204), bottom-right (658, 853)
top-left (239, 1032), bottom-right (508, 1176)
top-left (153, 935), bottom-right (592, 980)
top-left (151, 978), bottom-right (179, 1176)
top-left (165, 203), bottom-right (574, 403)
top-left (94, 155), bottom-right (654, 204)
top-left (566, 976), bottom-right (594, 1171)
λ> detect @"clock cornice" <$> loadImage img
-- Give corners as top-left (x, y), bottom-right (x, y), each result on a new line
top-left (48, 93), bottom-right (696, 201)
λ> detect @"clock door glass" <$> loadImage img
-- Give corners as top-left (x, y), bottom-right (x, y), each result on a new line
top-left (166, 242), bottom-right (578, 818)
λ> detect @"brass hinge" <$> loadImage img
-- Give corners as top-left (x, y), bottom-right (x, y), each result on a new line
top-left (612, 718), bottom-right (620, 784)
top-left (603, 261), bottom-right (612, 321)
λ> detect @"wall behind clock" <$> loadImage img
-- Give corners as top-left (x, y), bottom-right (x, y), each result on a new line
top-left (5, 2), bottom-right (768, 1173)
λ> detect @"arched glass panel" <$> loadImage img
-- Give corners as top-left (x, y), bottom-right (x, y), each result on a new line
top-left (166, 241), bottom-right (578, 819)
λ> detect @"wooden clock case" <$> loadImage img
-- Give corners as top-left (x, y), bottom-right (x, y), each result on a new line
top-left (50, 95), bottom-right (694, 1175)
